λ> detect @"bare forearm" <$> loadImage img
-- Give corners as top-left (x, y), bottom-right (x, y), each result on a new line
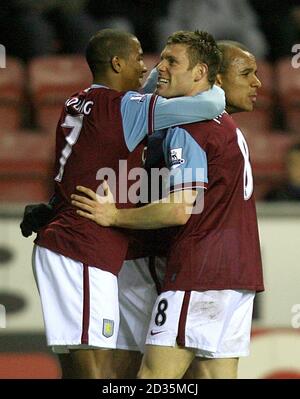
top-left (71, 186), bottom-right (197, 229)
top-left (113, 201), bottom-right (186, 229)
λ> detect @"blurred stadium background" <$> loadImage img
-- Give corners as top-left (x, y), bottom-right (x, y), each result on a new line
top-left (1, 0), bottom-right (300, 379)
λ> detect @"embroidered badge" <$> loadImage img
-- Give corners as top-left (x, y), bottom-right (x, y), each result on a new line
top-left (169, 148), bottom-right (185, 169)
top-left (102, 319), bottom-right (114, 338)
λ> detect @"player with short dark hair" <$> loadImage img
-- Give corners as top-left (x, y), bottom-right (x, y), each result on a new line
top-left (71, 38), bottom-right (264, 379)
top-left (86, 30), bottom-right (136, 77)
top-left (28, 28), bottom-right (225, 379)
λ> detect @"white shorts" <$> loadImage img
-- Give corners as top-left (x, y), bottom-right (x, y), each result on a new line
top-left (146, 289), bottom-right (255, 358)
top-left (117, 257), bottom-right (165, 352)
top-left (33, 245), bottom-right (119, 353)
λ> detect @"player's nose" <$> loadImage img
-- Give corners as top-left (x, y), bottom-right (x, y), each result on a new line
top-left (157, 59), bottom-right (167, 72)
top-left (252, 75), bottom-right (261, 88)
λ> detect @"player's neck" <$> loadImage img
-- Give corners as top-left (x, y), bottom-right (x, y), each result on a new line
top-left (225, 105), bottom-right (240, 114)
top-left (93, 74), bottom-right (124, 92)
top-left (188, 81), bottom-right (211, 96)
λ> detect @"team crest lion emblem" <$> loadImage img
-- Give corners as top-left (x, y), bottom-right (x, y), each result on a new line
top-left (102, 319), bottom-right (114, 338)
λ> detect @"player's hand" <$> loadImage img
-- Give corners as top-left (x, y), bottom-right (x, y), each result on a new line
top-left (71, 181), bottom-right (117, 227)
top-left (20, 203), bottom-right (54, 237)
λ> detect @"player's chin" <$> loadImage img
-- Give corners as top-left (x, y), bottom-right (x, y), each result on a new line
top-left (242, 101), bottom-right (254, 112)
top-left (135, 79), bottom-right (142, 90)
top-left (158, 88), bottom-right (173, 98)
top-left (156, 86), bottom-right (165, 96)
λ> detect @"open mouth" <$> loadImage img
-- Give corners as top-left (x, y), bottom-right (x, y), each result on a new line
top-left (157, 78), bottom-right (169, 85)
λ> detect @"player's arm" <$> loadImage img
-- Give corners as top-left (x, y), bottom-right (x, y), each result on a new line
top-left (71, 126), bottom-right (207, 229)
top-left (141, 67), bottom-right (159, 94)
top-left (122, 85), bottom-right (225, 151)
top-left (154, 85), bottom-right (224, 128)
top-left (71, 183), bottom-right (197, 229)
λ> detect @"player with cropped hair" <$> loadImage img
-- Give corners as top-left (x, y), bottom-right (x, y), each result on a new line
top-left (71, 38), bottom-right (264, 379)
top-left (24, 28), bottom-right (225, 379)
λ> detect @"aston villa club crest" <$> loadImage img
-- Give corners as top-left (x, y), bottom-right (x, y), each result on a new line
top-left (102, 319), bottom-right (114, 338)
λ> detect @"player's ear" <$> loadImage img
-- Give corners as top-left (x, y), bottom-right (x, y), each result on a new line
top-left (194, 63), bottom-right (208, 82)
top-left (215, 73), bottom-right (223, 86)
top-left (111, 56), bottom-right (122, 73)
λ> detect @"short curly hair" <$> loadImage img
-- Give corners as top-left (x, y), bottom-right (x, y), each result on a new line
top-left (86, 29), bottom-right (136, 77)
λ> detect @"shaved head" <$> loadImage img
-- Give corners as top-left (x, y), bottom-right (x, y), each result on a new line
top-left (216, 41), bottom-right (261, 113)
top-left (217, 40), bottom-right (250, 75)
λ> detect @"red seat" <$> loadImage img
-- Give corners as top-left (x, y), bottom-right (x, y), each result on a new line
top-left (276, 57), bottom-right (300, 105)
top-left (276, 57), bottom-right (300, 132)
top-left (28, 55), bottom-right (92, 133)
top-left (241, 128), bottom-right (294, 200)
top-left (256, 60), bottom-right (274, 111)
top-left (281, 108), bottom-right (300, 134)
top-left (233, 109), bottom-right (272, 131)
top-left (0, 130), bottom-right (55, 202)
top-left (242, 127), bottom-right (293, 180)
top-left (0, 57), bottom-right (25, 130)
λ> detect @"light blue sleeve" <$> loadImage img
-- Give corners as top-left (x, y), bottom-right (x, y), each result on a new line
top-left (121, 91), bottom-right (151, 151)
top-left (153, 85), bottom-right (225, 132)
top-left (162, 127), bottom-right (208, 194)
top-left (121, 85), bottom-right (225, 152)
top-left (141, 68), bottom-right (158, 94)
